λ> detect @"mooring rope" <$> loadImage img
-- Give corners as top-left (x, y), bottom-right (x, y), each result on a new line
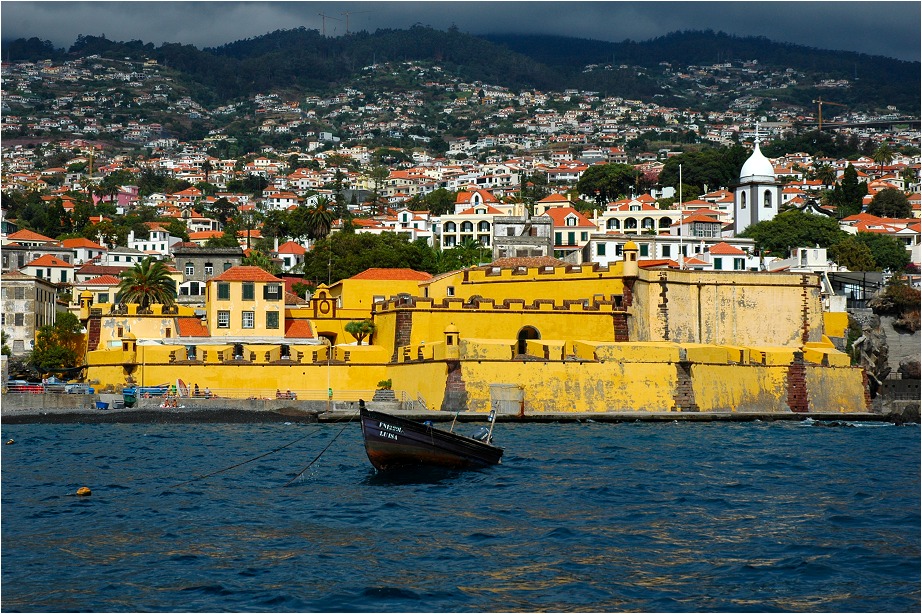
top-left (283, 416), bottom-right (355, 487)
top-left (167, 426), bottom-right (321, 490)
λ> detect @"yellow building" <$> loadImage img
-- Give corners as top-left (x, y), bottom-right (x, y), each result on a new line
top-left (81, 254), bottom-right (869, 415)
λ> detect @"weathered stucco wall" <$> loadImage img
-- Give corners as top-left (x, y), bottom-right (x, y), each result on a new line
top-left (629, 269), bottom-right (825, 346)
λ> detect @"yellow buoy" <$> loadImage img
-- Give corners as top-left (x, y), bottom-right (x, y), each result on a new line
top-left (76, 487), bottom-right (92, 496)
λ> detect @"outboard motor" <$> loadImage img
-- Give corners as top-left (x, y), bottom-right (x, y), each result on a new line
top-left (471, 426), bottom-right (491, 443)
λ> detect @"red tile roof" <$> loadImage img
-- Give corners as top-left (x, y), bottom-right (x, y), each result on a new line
top-left (82, 275), bottom-right (121, 286)
top-left (349, 268), bottom-right (433, 281)
top-left (708, 242), bottom-right (747, 255)
top-left (544, 206), bottom-right (596, 228)
top-left (25, 254), bottom-right (72, 267)
top-left (7, 229), bottom-right (56, 243)
top-left (275, 241), bottom-right (307, 255)
top-left (284, 319), bottom-right (315, 339)
top-left (60, 237), bottom-right (107, 249)
top-left (211, 266), bottom-right (282, 282)
top-left (177, 318), bottom-right (210, 338)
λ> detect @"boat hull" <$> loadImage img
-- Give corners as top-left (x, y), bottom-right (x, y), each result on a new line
top-left (360, 407), bottom-right (503, 471)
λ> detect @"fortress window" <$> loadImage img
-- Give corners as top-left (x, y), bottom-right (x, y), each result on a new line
top-left (242, 311), bottom-right (255, 329)
top-left (597, 243), bottom-right (606, 256)
top-left (217, 310), bottom-right (230, 328)
top-left (447, 286), bottom-right (455, 296)
top-left (217, 283), bottom-right (230, 300)
top-left (242, 283), bottom-right (255, 300)
top-left (266, 311), bottom-right (279, 329)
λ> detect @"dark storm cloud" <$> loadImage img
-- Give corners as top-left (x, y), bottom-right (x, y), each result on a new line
top-left (2, 1), bottom-right (919, 61)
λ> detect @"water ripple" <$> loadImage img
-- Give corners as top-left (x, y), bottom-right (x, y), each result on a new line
top-left (1, 421), bottom-right (918, 612)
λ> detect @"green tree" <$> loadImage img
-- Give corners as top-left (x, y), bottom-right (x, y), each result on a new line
top-left (828, 237), bottom-right (878, 271)
top-left (1, 330), bottom-right (11, 356)
top-left (205, 230), bottom-right (243, 248)
top-left (306, 197), bottom-right (335, 240)
top-left (872, 143), bottom-right (894, 175)
top-left (575, 163), bottom-right (638, 205)
top-left (867, 188), bottom-right (911, 218)
top-left (241, 249), bottom-right (281, 275)
top-left (853, 232), bottom-right (911, 272)
top-left (740, 210), bottom-right (846, 257)
top-left (117, 257), bottom-right (177, 309)
top-left (344, 319), bottom-right (376, 345)
top-left (829, 164), bottom-right (867, 218)
top-left (30, 312), bottom-right (83, 373)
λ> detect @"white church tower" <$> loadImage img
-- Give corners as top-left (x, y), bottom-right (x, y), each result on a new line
top-left (733, 126), bottom-right (782, 235)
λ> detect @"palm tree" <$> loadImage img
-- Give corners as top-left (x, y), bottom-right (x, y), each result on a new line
top-left (117, 257), bottom-right (177, 309)
top-left (813, 163), bottom-right (836, 187)
top-left (307, 197), bottom-right (335, 240)
top-left (872, 144), bottom-right (894, 176)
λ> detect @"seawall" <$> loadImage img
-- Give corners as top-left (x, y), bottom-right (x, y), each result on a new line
top-left (0, 393), bottom-right (901, 425)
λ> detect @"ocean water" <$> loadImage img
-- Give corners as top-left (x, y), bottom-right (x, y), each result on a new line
top-left (1, 419), bottom-right (919, 613)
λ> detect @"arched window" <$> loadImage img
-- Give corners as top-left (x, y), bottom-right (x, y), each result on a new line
top-left (740, 192), bottom-right (747, 209)
top-left (607, 219), bottom-right (620, 230)
top-left (764, 189), bottom-right (773, 208)
top-left (478, 221), bottom-right (490, 232)
top-left (461, 221), bottom-right (474, 232)
top-left (659, 217), bottom-right (672, 229)
top-left (641, 217), bottom-right (655, 230)
top-left (444, 221), bottom-right (457, 232)
top-left (625, 218), bottom-right (638, 230)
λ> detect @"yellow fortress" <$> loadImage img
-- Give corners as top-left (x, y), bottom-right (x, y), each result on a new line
top-left (79, 245), bottom-right (869, 415)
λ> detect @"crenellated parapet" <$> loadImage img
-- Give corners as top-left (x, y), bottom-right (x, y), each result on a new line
top-left (375, 294), bottom-right (628, 313)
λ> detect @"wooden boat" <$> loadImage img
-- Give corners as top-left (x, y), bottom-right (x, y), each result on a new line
top-left (359, 401), bottom-right (503, 471)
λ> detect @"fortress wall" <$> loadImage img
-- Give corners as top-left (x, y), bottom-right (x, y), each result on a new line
top-left (629, 269), bottom-right (826, 346)
top-left (690, 364), bottom-right (789, 412)
top-left (376, 305), bottom-right (624, 351)
top-left (457, 360), bottom-right (680, 413)
top-left (386, 361), bottom-right (450, 410)
top-left (805, 364), bottom-right (871, 413)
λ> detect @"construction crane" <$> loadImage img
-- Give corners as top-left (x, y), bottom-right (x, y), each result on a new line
top-left (317, 12), bottom-right (340, 37)
top-left (812, 97), bottom-right (847, 130)
top-left (341, 10), bottom-right (371, 34)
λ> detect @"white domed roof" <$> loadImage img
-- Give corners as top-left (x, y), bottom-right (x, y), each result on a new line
top-left (739, 141), bottom-right (775, 183)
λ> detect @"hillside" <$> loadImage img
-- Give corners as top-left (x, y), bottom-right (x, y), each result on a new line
top-left (3, 27), bottom-right (919, 113)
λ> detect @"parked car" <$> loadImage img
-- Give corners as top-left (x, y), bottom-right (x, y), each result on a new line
top-left (6, 380), bottom-right (44, 393)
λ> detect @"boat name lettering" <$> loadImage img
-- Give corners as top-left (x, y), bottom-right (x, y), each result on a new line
top-left (378, 430), bottom-right (399, 440)
top-left (378, 422), bottom-right (402, 433)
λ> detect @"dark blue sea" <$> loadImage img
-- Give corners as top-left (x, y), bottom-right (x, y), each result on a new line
top-left (2, 419), bottom-right (919, 613)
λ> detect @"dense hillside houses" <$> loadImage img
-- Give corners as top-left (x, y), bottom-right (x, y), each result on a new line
top-left (1, 50), bottom-right (920, 365)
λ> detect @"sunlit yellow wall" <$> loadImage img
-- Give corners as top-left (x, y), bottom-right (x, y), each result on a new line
top-left (690, 364), bottom-right (789, 412)
top-left (629, 268), bottom-right (826, 346)
top-left (206, 277), bottom-right (284, 336)
top-left (823, 312), bottom-right (850, 340)
top-left (458, 360), bottom-right (679, 413)
top-left (332, 277), bottom-right (428, 311)
top-left (425, 263), bottom-right (628, 304)
top-left (805, 365), bottom-right (868, 412)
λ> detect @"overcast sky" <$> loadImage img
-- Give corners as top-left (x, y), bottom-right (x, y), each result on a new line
top-left (2, 1), bottom-right (920, 62)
